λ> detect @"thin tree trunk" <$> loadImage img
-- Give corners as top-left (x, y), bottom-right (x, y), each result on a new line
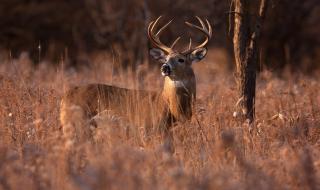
top-left (233, 0), bottom-right (268, 123)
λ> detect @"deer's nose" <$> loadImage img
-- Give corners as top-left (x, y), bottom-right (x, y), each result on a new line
top-left (161, 64), bottom-right (171, 76)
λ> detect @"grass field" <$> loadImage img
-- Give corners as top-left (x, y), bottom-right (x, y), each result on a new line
top-left (0, 51), bottom-right (320, 190)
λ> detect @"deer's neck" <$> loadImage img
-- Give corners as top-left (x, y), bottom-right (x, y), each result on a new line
top-left (162, 77), bottom-right (196, 121)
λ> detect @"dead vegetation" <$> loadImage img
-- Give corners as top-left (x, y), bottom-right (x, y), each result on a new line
top-left (0, 53), bottom-right (319, 190)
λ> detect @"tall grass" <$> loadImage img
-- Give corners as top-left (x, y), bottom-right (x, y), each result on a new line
top-left (0, 51), bottom-right (319, 190)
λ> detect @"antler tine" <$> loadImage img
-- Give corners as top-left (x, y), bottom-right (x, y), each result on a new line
top-left (155, 20), bottom-right (172, 37)
top-left (183, 16), bottom-right (212, 54)
top-left (196, 16), bottom-right (206, 30)
top-left (185, 17), bottom-right (212, 38)
top-left (185, 21), bottom-right (204, 32)
top-left (206, 19), bottom-right (212, 37)
top-left (150, 16), bottom-right (165, 34)
top-left (171, 37), bottom-right (181, 48)
top-left (148, 16), bottom-right (173, 53)
top-left (198, 16), bottom-right (212, 37)
top-left (188, 38), bottom-right (192, 51)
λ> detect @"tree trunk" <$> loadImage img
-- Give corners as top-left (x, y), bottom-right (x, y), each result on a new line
top-left (232, 0), bottom-right (268, 123)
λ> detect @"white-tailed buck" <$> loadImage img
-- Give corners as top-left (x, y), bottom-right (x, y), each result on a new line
top-left (60, 16), bottom-right (212, 150)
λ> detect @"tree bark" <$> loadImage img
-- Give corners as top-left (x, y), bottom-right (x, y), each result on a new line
top-left (233, 0), bottom-right (268, 123)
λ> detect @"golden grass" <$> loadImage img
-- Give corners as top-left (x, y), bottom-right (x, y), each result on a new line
top-left (0, 52), bottom-right (320, 190)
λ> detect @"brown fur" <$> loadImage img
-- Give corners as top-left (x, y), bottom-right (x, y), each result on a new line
top-left (60, 16), bottom-right (211, 148)
top-left (60, 78), bottom-right (195, 143)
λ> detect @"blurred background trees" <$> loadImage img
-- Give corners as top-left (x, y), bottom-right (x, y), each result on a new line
top-left (0, 0), bottom-right (319, 71)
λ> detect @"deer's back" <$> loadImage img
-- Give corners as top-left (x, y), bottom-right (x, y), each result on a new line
top-left (60, 84), bottom-right (165, 127)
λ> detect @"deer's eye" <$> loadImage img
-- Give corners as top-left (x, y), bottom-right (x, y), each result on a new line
top-left (178, 58), bottom-right (185, 63)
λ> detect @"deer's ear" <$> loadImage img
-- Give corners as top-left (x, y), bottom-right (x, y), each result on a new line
top-left (149, 48), bottom-right (167, 63)
top-left (189, 48), bottom-right (207, 63)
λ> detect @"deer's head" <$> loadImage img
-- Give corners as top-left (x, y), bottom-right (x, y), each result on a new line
top-left (148, 16), bottom-right (212, 84)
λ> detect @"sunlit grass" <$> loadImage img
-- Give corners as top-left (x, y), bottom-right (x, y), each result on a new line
top-left (0, 52), bottom-right (319, 189)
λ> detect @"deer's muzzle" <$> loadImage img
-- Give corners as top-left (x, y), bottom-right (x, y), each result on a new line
top-left (161, 64), bottom-right (171, 76)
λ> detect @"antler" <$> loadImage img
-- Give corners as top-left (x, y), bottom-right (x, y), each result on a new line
top-left (148, 16), bottom-right (212, 54)
top-left (183, 16), bottom-right (212, 54)
top-left (148, 16), bottom-right (177, 54)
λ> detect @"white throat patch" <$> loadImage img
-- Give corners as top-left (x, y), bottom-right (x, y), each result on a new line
top-left (169, 80), bottom-right (185, 88)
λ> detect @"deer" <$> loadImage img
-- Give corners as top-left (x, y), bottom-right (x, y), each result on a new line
top-left (60, 16), bottom-right (212, 151)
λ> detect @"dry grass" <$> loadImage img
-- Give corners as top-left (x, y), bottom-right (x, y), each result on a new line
top-left (0, 52), bottom-right (320, 190)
